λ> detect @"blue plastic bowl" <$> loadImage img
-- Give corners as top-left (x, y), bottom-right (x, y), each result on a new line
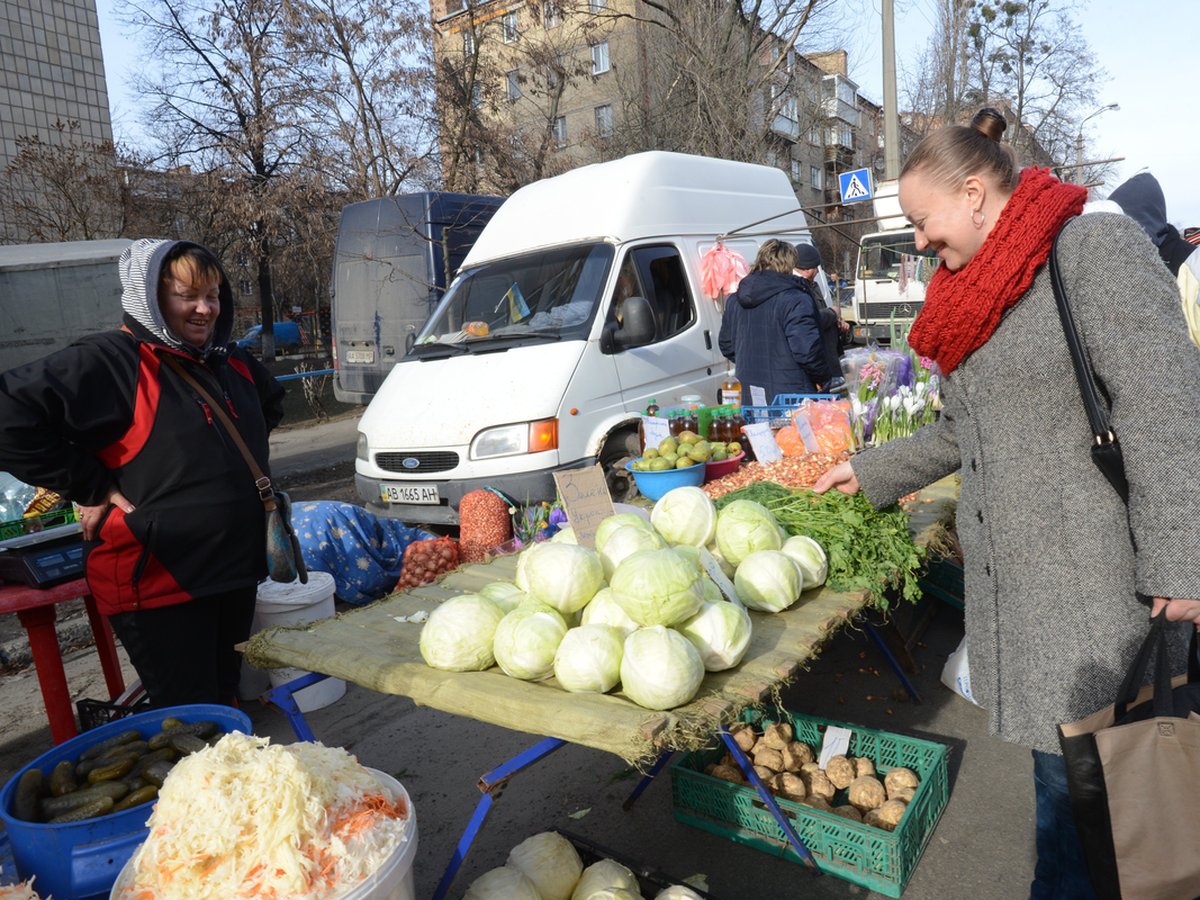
top-left (625, 459), bottom-right (706, 501)
top-left (0, 703), bottom-right (251, 900)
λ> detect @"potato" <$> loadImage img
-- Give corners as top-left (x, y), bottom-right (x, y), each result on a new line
top-left (780, 741), bottom-right (813, 771)
top-left (752, 746), bottom-right (784, 773)
top-left (762, 722), bottom-right (794, 750)
top-left (803, 770), bottom-right (836, 803)
top-left (863, 807), bottom-right (887, 830)
top-left (775, 772), bottom-right (806, 802)
top-left (890, 786), bottom-right (917, 803)
top-left (799, 761), bottom-right (821, 778)
top-left (824, 755), bottom-right (855, 790)
top-left (884, 766), bottom-right (920, 798)
top-left (719, 752), bottom-right (737, 769)
top-left (847, 775), bottom-right (887, 812)
top-left (831, 804), bottom-right (863, 822)
top-left (752, 765), bottom-right (775, 783)
top-left (729, 723), bottom-right (757, 753)
top-left (876, 798), bottom-right (908, 830)
top-left (706, 763), bottom-right (745, 785)
top-left (852, 756), bottom-right (876, 778)
top-left (801, 796), bottom-right (832, 812)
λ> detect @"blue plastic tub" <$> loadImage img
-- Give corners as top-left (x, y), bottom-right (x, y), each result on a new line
top-left (625, 459), bottom-right (705, 501)
top-left (0, 704), bottom-right (251, 900)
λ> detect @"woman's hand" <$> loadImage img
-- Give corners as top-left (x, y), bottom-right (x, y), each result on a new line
top-left (1152, 597), bottom-right (1200, 630)
top-left (813, 461), bottom-right (860, 495)
top-left (78, 488), bottom-right (134, 541)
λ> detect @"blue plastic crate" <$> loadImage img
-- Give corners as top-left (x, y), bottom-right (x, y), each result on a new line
top-left (742, 393), bottom-right (836, 429)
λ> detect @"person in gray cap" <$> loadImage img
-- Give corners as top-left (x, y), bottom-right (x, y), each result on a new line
top-left (793, 241), bottom-right (847, 391)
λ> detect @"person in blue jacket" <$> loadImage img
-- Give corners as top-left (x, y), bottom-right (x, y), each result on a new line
top-left (718, 239), bottom-right (828, 404)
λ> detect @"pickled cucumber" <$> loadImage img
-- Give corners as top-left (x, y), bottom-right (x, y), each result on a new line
top-left (112, 784), bottom-right (158, 812)
top-left (48, 795), bottom-right (115, 823)
top-left (40, 781), bottom-right (128, 818)
top-left (78, 729), bottom-right (143, 761)
top-left (12, 768), bottom-right (45, 822)
top-left (49, 759), bottom-right (78, 797)
top-left (87, 755), bottom-right (137, 784)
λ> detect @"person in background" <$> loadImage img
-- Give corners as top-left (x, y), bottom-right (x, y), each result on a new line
top-left (793, 242), bottom-right (848, 391)
top-left (718, 239), bottom-right (828, 404)
top-left (814, 108), bottom-right (1200, 897)
top-left (0, 239), bottom-right (286, 708)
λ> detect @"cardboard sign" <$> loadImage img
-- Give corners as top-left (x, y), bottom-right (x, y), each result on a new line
top-left (698, 546), bottom-right (744, 608)
top-left (818, 725), bottom-right (853, 768)
top-left (553, 465), bottom-right (615, 548)
top-left (742, 421), bottom-right (783, 464)
top-left (641, 415), bottom-right (670, 450)
top-left (749, 384), bottom-right (767, 407)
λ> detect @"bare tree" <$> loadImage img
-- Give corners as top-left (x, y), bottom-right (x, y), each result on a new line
top-left (902, 0), bottom-right (972, 134)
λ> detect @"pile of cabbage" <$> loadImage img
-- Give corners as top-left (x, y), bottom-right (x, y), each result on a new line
top-left (418, 486), bottom-right (827, 711)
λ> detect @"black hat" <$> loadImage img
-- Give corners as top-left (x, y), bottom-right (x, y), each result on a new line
top-left (795, 242), bottom-right (822, 270)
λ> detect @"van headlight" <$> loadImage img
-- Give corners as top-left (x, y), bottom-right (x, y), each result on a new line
top-left (471, 419), bottom-right (559, 459)
top-left (356, 432), bottom-right (369, 461)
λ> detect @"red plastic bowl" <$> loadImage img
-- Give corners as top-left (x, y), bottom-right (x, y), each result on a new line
top-left (704, 451), bottom-right (746, 484)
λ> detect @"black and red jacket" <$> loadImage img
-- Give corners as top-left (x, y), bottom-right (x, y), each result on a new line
top-left (0, 321), bottom-right (285, 616)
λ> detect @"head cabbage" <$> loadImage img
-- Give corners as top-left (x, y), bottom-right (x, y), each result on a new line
top-left (552, 624), bottom-right (624, 693)
top-left (492, 602), bottom-right (569, 680)
top-left (549, 526), bottom-right (577, 544)
top-left (573, 859), bottom-right (641, 899)
top-left (715, 499), bottom-right (783, 566)
top-left (677, 601), bottom-right (753, 671)
top-left (594, 512), bottom-right (654, 553)
top-left (464, 866), bottom-right (542, 900)
top-left (507, 831), bottom-right (584, 900)
top-left (650, 486), bottom-right (718, 547)
top-left (781, 535), bottom-right (828, 588)
top-left (734, 549), bottom-right (803, 612)
top-left (579, 587), bottom-right (640, 638)
top-left (524, 542), bottom-right (605, 614)
top-left (620, 626), bottom-right (706, 710)
top-left (418, 594), bottom-right (506, 672)
top-left (478, 581), bottom-right (525, 613)
top-left (599, 524), bottom-right (666, 578)
top-left (609, 548), bottom-right (705, 627)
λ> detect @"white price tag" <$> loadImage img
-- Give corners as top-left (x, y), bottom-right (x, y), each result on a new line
top-left (818, 725), bottom-right (853, 769)
top-left (642, 415), bottom-right (670, 450)
top-left (698, 546), bottom-right (744, 608)
top-left (749, 385), bottom-right (767, 407)
top-left (792, 413), bottom-right (821, 453)
top-left (742, 422), bottom-right (783, 464)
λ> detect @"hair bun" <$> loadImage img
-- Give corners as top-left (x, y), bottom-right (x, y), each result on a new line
top-left (971, 108), bottom-right (1007, 143)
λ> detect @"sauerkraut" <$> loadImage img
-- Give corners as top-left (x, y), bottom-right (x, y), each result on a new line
top-left (115, 733), bottom-right (411, 899)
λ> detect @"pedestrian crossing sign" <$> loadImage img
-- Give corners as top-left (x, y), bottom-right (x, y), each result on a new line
top-left (838, 167), bottom-right (874, 203)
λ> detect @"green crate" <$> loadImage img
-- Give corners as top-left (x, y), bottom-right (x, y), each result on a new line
top-left (0, 506), bottom-right (78, 541)
top-left (670, 710), bottom-right (950, 898)
top-left (918, 555), bottom-right (964, 611)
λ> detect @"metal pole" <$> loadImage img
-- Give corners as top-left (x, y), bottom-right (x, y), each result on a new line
top-left (882, 0), bottom-right (900, 179)
top-left (1075, 131), bottom-right (1084, 185)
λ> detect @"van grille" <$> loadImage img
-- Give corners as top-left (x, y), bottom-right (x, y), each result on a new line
top-left (859, 300), bottom-right (923, 321)
top-left (375, 451), bottom-right (460, 474)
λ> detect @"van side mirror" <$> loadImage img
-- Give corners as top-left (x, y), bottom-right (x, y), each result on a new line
top-left (601, 295), bottom-right (656, 353)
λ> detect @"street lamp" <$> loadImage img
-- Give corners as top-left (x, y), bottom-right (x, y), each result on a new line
top-left (1075, 103), bottom-right (1119, 185)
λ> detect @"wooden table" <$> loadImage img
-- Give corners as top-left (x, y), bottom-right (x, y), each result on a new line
top-left (0, 578), bottom-right (126, 744)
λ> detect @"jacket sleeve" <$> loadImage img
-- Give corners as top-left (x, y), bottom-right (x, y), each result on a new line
top-left (1059, 213), bottom-right (1200, 600)
top-left (850, 399), bottom-right (961, 509)
top-left (782, 293), bottom-right (828, 382)
top-left (0, 338), bottom-right (137, 505)
top-left (718, 298), bottom-right (737, 360)
top-left (239, 351), bottom-right (286, 431)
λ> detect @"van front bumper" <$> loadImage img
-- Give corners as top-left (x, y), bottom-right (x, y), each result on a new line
top-left (357, 458), bottom-right (597, 526)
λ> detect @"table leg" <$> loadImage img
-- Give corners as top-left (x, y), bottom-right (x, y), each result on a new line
top-left (82, 595), bottom-right (125, 699)
top-left (16, 605), bottom-right (78, 745)
top-left (622, 750), bottom-right (674, 811)
top-left (432, 737), bottom-right (567, 900)
top-left (864, 621), bottom-right (923, 703)
top-left (264, 671), bottom-right (330, 742)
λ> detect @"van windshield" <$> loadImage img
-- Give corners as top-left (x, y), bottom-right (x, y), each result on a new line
top-left (858, 234), bottom-right (939, 281)
top-left (413, 243), bottom-right (614, 351)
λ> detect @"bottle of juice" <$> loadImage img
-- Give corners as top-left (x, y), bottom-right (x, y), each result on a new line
top-left (669, 410), bottom-right (685, 437)
top-left (719, 366), bottom-right (742, 407)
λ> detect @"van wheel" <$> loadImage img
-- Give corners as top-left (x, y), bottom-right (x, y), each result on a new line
top-left (600, 430), bottom-right (641, 503)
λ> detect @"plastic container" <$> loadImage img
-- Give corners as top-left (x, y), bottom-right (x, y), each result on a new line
top-left (109, 767), bottom-right (417, 900)
top-left (254, 571), bottom-right (346, 712)
top-left (703, 451), bottom-right (746, 484)
top-left (624, 460), bottom-right (705, 501)
top-left (0, 704), bottom-right (251, 900)
top-left (671, 710), bottom-right (949, 898)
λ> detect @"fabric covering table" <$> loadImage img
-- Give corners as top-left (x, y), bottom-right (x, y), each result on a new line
top-left (244, 478), bottom-right (957, 767)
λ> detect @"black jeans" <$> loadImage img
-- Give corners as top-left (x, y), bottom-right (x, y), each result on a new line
top-left (108, 585), bottom-right (257, 708)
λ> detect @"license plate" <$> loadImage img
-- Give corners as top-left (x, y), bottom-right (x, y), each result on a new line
top-left (347, 349), bottom-right (375, 364)
top-left (379, 484), bottom-right (440, 504)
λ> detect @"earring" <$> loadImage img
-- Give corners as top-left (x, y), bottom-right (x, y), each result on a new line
top-left (971, 208), bottom-right (985, 228)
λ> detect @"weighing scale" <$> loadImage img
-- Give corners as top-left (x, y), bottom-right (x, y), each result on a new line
top-left (0, 522), bottom-right (86, 588)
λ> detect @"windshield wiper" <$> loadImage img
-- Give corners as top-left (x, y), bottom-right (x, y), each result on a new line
top-left (408, 342), bottom-right (468, 359)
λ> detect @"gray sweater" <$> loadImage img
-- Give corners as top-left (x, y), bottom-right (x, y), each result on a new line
top-left (852, 213), bottom-right (1200, 753)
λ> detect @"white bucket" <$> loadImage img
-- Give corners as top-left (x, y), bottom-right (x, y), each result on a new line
top-left (254, 571), bottom-right (347, 712)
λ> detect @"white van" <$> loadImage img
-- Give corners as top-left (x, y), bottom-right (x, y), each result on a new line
top-left (355, 151), bottom-right (820, 525)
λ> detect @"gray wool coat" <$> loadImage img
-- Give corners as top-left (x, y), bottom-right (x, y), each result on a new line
top-left (851, 212), bottom-right (1200, 753)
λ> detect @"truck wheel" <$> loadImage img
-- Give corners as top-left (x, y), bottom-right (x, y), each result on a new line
top-left (600, 429), bottom-right (640, 503)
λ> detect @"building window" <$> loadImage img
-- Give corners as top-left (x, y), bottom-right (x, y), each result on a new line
top-left (810, 166), bottom-right (823, 190)
top-left (810, 123), bottom-right (821, 145)
top-left (591, 41), bottom-right (610, 75)
top-left (502, 10), bottom-right (518, 43)
top-left (506, 69), bottom-right (521, 102)
top-left (595, 104), bottom-right (613, 137)
top-left (471, 82), bottom-right (482, 109)
top-left (543, 1), bottom-right (561, 27)
top-left (462, 29), bottom-right (475, 56)
top-left (552, 115), bottom-right (567, 147)
top-left (790, 158), bottom-right (800, 183)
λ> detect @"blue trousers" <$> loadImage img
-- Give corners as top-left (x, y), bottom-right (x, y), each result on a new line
top-left (1030, 750), bottom-right (1099, 899)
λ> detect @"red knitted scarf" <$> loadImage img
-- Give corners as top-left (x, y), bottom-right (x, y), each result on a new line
top-left (907, 167), bottom-right (1087, 374)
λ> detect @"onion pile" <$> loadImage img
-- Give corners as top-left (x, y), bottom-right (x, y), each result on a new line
top-left (396, 537), bottom-right (460, 590)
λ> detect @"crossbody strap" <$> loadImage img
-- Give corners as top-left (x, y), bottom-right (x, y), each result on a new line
top-left (162, 354), bottom-right (276, 512)
top-left (1048, 230), bottom-right (1118, 450)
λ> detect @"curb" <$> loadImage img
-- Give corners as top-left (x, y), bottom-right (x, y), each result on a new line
top-left (0, 614), bottom-right (96, 672)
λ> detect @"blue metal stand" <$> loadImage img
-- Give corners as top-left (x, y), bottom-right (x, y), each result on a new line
top-left (719, 725), bottom-right (822, 874)
top-left (433, 737), bottom-right (567, 900)
top-left (863, 621), bottom-right (923, 703)
top-left (264, 671), bottom-right (330, 742)
top-left (622, 750), bottom-right (674, 811)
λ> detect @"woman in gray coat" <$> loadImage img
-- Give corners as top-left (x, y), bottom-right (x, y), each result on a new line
top-left (816, 109), bottom-right (1200, 897)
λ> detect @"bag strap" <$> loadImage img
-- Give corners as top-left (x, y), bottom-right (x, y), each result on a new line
top-left (1114, 612), bottom-right (1200, 719)
top-left (1048, 231), bottom-right (1119, 454)
top-left (162, 354), bottom-right (276, 512)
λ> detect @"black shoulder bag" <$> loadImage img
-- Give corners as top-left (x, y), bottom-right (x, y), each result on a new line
top-left (1048, 231), bottom-right (1130, 503)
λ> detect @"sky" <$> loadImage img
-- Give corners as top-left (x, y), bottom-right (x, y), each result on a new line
top-left (93, 0), bottom-right (1198, 228)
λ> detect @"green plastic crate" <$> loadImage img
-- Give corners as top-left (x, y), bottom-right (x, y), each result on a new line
top-left (918, 555), bottom-right (964, 611)
top-left (0, 506), bottom-right (78, 541)
top-left (670, 710), bottom-right (950, 898)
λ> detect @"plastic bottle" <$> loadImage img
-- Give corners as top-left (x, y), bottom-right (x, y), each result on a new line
top-left (669, 410), bottom-right (685, 437)
top-left (720, 366), bottom-right (742, 407)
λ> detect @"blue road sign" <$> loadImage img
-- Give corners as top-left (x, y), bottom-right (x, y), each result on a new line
top-left (838, 167), bottom-right (874, 203)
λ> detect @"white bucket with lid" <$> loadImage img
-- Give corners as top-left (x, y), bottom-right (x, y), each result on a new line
top-left (254, 570), bottom-right (347, 712)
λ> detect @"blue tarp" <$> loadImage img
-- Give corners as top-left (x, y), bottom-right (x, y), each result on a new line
top-left (291, 501), bottom-right (435, 606)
